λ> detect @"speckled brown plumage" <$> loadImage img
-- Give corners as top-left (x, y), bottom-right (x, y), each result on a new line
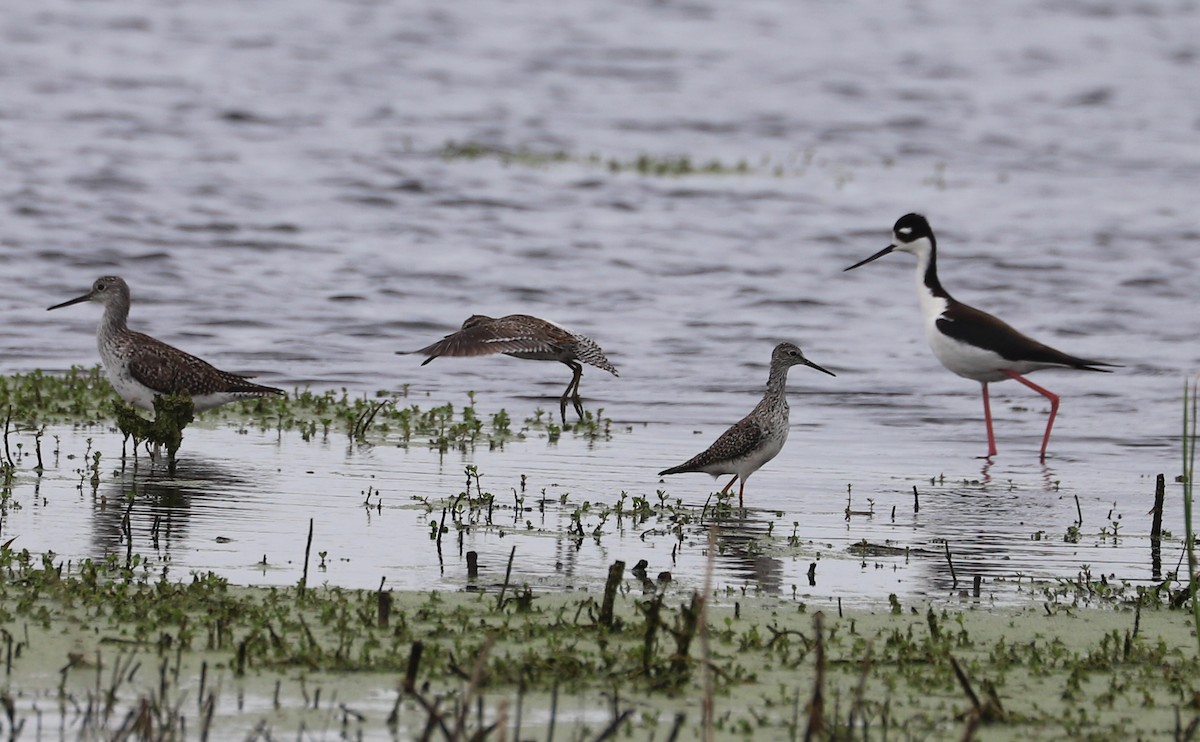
top-left (658, 342), bottom-right (835, 508)
top-left (48, 276), bottom-right (285, 412)
top-left (409, 314), bottom-right (618, 422)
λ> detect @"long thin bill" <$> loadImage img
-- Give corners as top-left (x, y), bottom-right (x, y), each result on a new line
top-left (804, 358), bottom-right (837, 377)
top-left (47, 293), bottom-right (92, 311)
top-left (843, 244), bottom-right (895, 272)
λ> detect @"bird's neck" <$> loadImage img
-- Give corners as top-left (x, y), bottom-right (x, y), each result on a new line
top-left (764, 363), bottom-right (791, 398)
top-left (99, 299), bottom-right (130, 338)
top-left (913, 241), bottom-right (952, 319)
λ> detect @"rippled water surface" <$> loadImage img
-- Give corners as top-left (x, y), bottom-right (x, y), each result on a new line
top-left (1, 0), bottom-right (1198, 603)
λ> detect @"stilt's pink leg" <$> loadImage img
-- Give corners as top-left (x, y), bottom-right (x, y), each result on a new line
top-left (981, 383), bottom-right (998, 458)
top-left (738, 480), bottom-right (746, 509)
top-left (1002, 370), bottom-right (1060, 462)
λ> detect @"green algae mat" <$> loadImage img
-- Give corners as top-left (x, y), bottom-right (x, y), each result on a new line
top-left (1, 548), bottom-right (1197, 740)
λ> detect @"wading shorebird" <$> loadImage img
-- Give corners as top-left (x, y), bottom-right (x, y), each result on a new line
top-left (844, 213), bottom-right (1117, 461)
top-left (48, 276), bottom-right (285, 411)
top-left (407, 314), bottom-right (618, 423)
top-left (658, 342), bottom-right (835, 508)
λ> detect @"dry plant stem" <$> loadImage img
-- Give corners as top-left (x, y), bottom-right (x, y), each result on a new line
top-left (847, 648), bottom-right (872, 736)
top-left (451, 634), bottom-right (496, 741)
top-left (1186, 379), bottom-right (1200, 652)
top-left (593, 710), bottom-right (634, 742)
top-left (495, 545), bottom-right (516, 611)
top-left (950, 655), bottom-right (982, 711)
top-left (944, 541), bottom-right (958, 589)
top-left (700, 526), bottom-right (716, 742)
top-left (300, 518), bottom-right (314, 599)
top-left (600, 560), bottom-right (624, 628)
top-left (804, 612), bottom-right (825, 741)
top-left (665, 713), bottom-right (687, 742)
top-left (1152, 473), bottom-right (1167, 579)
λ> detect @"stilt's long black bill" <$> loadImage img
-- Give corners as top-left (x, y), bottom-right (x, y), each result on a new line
top-left (47, 293), bottom-right (92, 311)
top-left (843, 244), bottom-right (895, 272)
top-left (803, 359), bottom-right (837, 377)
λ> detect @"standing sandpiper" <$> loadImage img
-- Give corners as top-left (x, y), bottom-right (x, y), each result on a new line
top-left (844, 213), bottom-right (1116, 460)
top-left (48, 276), bottom-right (285, 411)
top-left (407, 314), bottom-right (618, 423)
top-left (658, 342), bottom-right (835, 508)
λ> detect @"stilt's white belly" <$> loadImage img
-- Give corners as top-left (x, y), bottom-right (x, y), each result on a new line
top-left (925, 320), bottom-right (1050, 383)
top-left (925, 322), bottom-right (1011, 382)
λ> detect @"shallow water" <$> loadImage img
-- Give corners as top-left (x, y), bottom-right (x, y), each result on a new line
top-left (0, 0), bottom-right (1198, 601)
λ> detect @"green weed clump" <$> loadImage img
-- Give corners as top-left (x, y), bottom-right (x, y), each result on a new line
top-left (0, 366), bottom-right (118, 425)
top-left (0, 368), bottom-right (614, 452)
top-left (3, 542), bottom-right (1200, 740)
top-left (439, 140), bottom-right (752, 177)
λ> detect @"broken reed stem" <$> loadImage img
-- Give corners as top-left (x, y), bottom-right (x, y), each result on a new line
top-left (847, 644), bottom-right (872, 736)
top-left (1152, 474), bottom-right (1166, 542)
top-left (300, 518), bottom-right (314, 599)
top-left (452, 634), bottom-right (496, 739)
top-left (495, 545), bottom-right (516, 611)
top-left (949, 655), bottom-right (981, 711)
top-left (599, 560), bottom-right (625, 628)
top-left (593, 710), bottom-right (634, 742)
top-left (944, 540), bottom-right (958, 590)
top-left (377, 581), bottom-right (392, 629)
top-left (700, 526), bottom-right (716, 742)
top-left (547, 678), bottom-right (559, 742)
top-left (912, 485), bottom-right (920, 514)
top-left (402, 641), bottom-right (424, 694)
top-left (1152, 473), bottom-right (1167, 580)
top-left (665, 712), bottom-right (687, 742)
top-left (1184, 379), bottom-right (1200, 653)
top-left (804, 612), bottom-right (825, 741)
top-left (642, 594), bottom-right (663, 674)
top-left (1074, 493), bottom-right (1083, 527)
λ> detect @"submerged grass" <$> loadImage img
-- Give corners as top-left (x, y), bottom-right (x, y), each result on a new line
top-left (1, 543), bottom-right (1199, 740)
top-left (440, 140), bottom-right (756, 177)
top-left (0, 367), bottom-right (615, 455)
top-left (5, 369), bottom-right (1200, 738)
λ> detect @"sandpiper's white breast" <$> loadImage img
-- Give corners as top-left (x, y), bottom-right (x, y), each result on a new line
top-left (98, 338), bottom-right (158, 410)
top-left (732, 425), bottom-right (787, 480)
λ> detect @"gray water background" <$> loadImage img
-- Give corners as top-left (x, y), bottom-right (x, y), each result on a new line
top-left (1, 0), bottom-right (1198, 603)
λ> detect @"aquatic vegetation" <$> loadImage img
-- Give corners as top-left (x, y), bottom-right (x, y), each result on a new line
top-left (0, 367), bottom-right (615, 453)
top-left (1, 541), bottom-right (1199, 739)
top-left (440, 140), bottom-right (753, 177)
top-left (111, 393), bottom-right (195, 471)
top-left (0, 365), bottom-right (117, 425)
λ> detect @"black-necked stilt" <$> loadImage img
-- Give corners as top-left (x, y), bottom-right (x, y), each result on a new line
top-left (658, 342), bottom-right (835, 508)
top-left (405, 314), bottom-right (618, 423)
top-left (48, 276), bottom-right (285, 411)
top-left (844, 213), bottom-right (1116, 460)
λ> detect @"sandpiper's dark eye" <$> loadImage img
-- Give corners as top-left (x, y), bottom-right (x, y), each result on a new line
top-left (95, 282), bottom-right (106, 291)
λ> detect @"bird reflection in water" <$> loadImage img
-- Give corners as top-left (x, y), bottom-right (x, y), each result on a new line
top-left (700, 510), bottom-right (785, 595)
top-left (90, 457), bottom-right (250, 561)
